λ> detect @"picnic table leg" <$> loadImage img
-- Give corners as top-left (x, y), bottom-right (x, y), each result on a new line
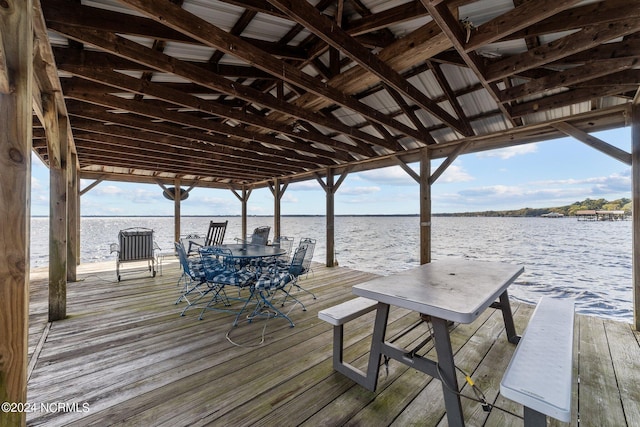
top-left (362, 303), bottom-right (389, 392)
top-left (523, 406), bottom-right (547, 427)
top-left (498, 290), bottom-right (520, 344)
top-left (432, 316), bottom-right (465, 427)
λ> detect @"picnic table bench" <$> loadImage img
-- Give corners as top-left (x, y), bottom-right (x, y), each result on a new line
top-left (500, 296), bottom-right (575, 426)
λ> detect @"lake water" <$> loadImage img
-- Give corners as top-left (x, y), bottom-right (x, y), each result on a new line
top-left (30, 216), bottom-right (633, 323)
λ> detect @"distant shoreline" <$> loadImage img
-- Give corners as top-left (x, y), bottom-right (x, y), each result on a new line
top-left (32, 214), bottom-right (422, 218)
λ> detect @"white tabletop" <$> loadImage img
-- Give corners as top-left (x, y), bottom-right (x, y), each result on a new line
top-left (352, 258), bottom-right (524, 323)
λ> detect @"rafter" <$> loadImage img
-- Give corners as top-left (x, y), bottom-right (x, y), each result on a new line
top-left (510, 71), bottom-right (640, 118)
top-left (484, 17), bottom-right (640, 83)
top-left (118, 0), bottom-right (429, 146)
top-left (62, 87), bottom-right (343, 162)
top-left (268, 0), bottom-right (473, 137)
top-left (69, 122), bottom-right (302, 171)
top-left (500, 56), bottom-right (640, 103)
top-left (42, 0), bottom-right (307, 60)
top-left (422, 1), bottom-right (521, 128)
top-left (464, 0), bottom-right (582, 52)
top-left (58, 63), bottom-right (374, 157)
top-left (45, 22), bottom-right (393, 154)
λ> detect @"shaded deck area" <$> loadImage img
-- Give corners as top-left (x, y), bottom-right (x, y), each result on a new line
top-left (26, 260), bottom-right (640, 426)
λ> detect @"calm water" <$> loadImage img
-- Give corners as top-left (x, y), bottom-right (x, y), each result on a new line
top-left (30, 216), bottom-right (633, 322)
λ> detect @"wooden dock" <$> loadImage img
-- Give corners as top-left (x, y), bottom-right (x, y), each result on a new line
top-left (26, 260), bottom-right (640, 426)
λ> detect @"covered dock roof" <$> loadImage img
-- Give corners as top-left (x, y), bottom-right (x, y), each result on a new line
top-left (2, 1), bottom-right (640, 425)
top-left (32, 0), bottom-right (638, 188)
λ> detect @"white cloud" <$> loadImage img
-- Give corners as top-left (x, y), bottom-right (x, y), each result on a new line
top-left (438, 164), bottom-right (474, 183)
top-left (340, 186), bottom-right (380, 196)
top-left (281, 193), bottom-right (299, 203)
top-left (434, 168), bottom-right (632, 213)
top-left (288, 180), bottom-right (324, 191)
top-left (533, 171), bottom-right (631, 194)
top-left (358, 166), bottom-right (418, 186)
top-left (96, 185), bottom-right (125, 196)
top-left (476, 144), bottom-right (538, 159)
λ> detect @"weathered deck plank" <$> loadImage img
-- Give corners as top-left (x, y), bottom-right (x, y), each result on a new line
top-left (25, 260), bottom-right (640, 426)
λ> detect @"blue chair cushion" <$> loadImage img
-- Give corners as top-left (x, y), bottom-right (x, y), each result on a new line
top-left (187, 259), bottom-right (208, 281)
top-left (255, 270), bottom-right (292, 292)
top-left (212, 267), bottom-right (256, 287)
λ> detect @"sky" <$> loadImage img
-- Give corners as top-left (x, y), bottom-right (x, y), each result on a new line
top-left (30, 127), bottom-right (632, 216)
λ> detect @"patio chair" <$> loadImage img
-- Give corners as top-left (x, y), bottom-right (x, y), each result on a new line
top-left (110, 227), bottom-right (159, 281)
top-left (252, 245), bottom-right (307, 327)
top-left (180, 233), bottom-right (204, 257)
top-left (174, 241), bottom-right (225, 316)
top-left (205, 220), bottom-right (228, 245)
top-left (199, 247), bottom-right (258, 324)
top-left (236, 226), bottom-right (271, 246)
top-left (281, 237), bottom-right (317, 302)
top-left (259, 235), bottom-right (294, 269)
top-left (273, 235), bottom-right (294, 264)
top-left (187, 220), bottom-right (228, 254)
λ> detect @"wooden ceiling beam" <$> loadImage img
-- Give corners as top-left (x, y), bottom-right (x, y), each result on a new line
top-left (464, 0), bottom-right (582, 52)
top-left (73, 134), bottom-right (289, 177)
top-left (75, 149), bottom-right (269, 181)
top-left (216, 0), bottom-right (288, 19)
top-left (71, 128), bottom-right (293, 173)
top-left (504, 0), bottom-right (640, 42)
top-left (500, 56), bottom-right (640, 103)
top-left (117, 0), bottom-right (425, 147)
top-left (52, 47), bottom-right (273, 80)
top-left (63, 87), bottom-right (335, 160)
top-left (64, 110), bottom-right (334, 177)
top-left (47, 23), bottom-right (390, 155)
top-left (484, 16), bottom-right (640, 83)
top-left (382, 83), bottom-right (433, 142)
top-left (343, 1), bottom-right (428, 36)
top-left (68, 114), bottom-right (325, 171)
top-left (269, 18), bottom-right (452, 133)
top-left (42, 0), bottom-right (307, 60)
top-left (426, 60), bottom-right (471, 133)
top-left (511, 70), bottom-right (640, 118)
top-left (268, 0), bottom-right (473, 137)
top-left (58, 64), bottom-right (370, 158)
top-left (422, 1), bottom-right (521, 128)
top-left (554, 36), bottom-right (640, 64)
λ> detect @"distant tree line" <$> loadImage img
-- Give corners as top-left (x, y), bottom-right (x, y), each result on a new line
top-left (435, 198), bottom-right (632, 217)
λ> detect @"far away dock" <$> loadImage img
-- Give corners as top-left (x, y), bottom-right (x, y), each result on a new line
top-left (26, 260), bottom-right (640, 426)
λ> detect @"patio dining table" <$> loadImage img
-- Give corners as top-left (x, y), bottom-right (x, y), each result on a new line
top-left (351, 258), bottom-right (524, 426)
top-left (203, 243), bottom-right (286, 260)
top-left (197, 243), bottom-right (288, 325)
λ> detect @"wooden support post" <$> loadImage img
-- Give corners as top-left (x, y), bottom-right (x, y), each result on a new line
top-left (326, 169), bottom-right (335, 267)
top-left (242, 189), bottom-right (248, 239)
top-left (0, 1), bottom-right (32, 425)
top-left (632, 103), bottom-right (640, 330)
top-left (67, 150), bottom-right (78, 280)
top-left (270, 179), bottom-right (288, 241)
top-left (231, 187), bottom-right (251, 240)
top-left (174, 179), bottom-right (181, 243)
top-left (44, 93), bottom-right (68, 321)
top-left (420, 149), bottom-right (431, 265)
top-left (273, 178), bottom-right (281, 240)
top-left (76, 178), bottom-right (81, 265)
